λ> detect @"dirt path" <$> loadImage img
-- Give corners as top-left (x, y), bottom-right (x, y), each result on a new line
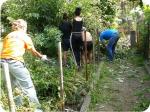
top-left (90, 57), bottom-right (150, 111)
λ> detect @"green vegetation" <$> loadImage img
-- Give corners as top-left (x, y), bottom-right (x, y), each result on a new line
top-left (90, 53), bottom-right (150, 111)
top-left (90, 62), bottom-right (113, 104)
top-left (1, 0), bottom-right (150, 111)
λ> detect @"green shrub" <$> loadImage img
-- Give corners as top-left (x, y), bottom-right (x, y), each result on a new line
top-left (32, 26), bottom-right (62, 57)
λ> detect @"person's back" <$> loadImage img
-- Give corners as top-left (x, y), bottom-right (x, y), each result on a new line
top-left (100, 29), bottom-right (119, 41)
top-left (59, 20), bottom-right (72, 39)
top-left (1, 30), bottom-right (33, 62)
top-left (71, 7), bottom-right (83, 69)
top-left (81, 30), bottom-right (93, 64)
top-left (82, 31), bottom-right (92, 42)
top-left (72, 17), bottom-right (83, 32)
top-left (59, 13), bottom-right (72, 66)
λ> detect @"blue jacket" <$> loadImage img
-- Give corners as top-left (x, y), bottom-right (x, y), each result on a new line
top-left (99, 29), bottom-right (119, 42)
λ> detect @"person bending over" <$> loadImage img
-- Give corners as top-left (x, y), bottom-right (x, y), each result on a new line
top-left (82, 28), bottom-right (93, 64)
top-left (99, 28), bottom-right (119, 61)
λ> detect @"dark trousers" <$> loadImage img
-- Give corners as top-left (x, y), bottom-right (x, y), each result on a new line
top-left (71, 33), bottom-right (83, 67)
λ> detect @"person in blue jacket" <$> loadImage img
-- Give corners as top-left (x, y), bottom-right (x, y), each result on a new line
top-left (99, 29), bottom-right (119, 61)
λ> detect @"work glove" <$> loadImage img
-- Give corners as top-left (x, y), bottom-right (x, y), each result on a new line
top-left (41, 55), bottom-right (48, 61)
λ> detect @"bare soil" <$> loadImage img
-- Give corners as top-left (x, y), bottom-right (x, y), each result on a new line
top-left (92, 58), bottom-right (150, 111)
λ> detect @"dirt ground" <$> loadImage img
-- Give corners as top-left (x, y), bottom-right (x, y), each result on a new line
top-left (92, 57), bottom-right (150, 111)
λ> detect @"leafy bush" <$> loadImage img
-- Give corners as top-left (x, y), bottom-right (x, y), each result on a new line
top-left (137, 6), bottom-right (150, 55)
top-left (1, 0), bottom-right (63, 32)
top-left (32, 26), bottom-right (62, 57)
top-left (23, 52), bottom-right (89, 111)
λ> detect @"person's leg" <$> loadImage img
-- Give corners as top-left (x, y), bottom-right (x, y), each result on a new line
top-left (62, 39), bottom-right (70, 66)
top-left (71, 34), bottom-right (82, 67)
top-left (77, 35), bottom-right (83, 67)
top-left (73, 49), bottom-right (81, 67)
top-left (87, 42), bottom-right (93, 63)
top-left (63, 51), bottom-right (67, 65)
top-left (107, 37), bottom-right (116, 61)
top-left (81, 41), bottom-right (85, 64)
top-left (112, 37), bottom-right (119, 57)
top-left (8, 60), bottom-right (40, 107)
top-left (86, 52), bottom-right (90, 64)
top-left (106, 45), bottom-right (113, 61)
top-left (71, 35), bottom-right (78, 66)
top-left (62, 39), bottom-right (67, 65)
top-left (88, 51), bottom-right (93, 63)
top-left (86, 43), bottom-right (90, 64)
top-left (82, 51), bottom-right (86, 64)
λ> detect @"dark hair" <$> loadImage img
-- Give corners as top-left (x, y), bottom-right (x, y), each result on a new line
top-left (63, 13), bottom-right (68, 20)
top-left (74, 7), bottom-right (81, 16)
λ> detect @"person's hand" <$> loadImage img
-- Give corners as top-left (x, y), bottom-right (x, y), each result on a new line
top-left (101, 41), bottom-right (106, 48)
top-left (41, 55), bottom-right (48, 61)
top-left (102, 44), bottom-right (106, 49)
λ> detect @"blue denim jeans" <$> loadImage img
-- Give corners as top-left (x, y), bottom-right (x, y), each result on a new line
top-left (1, 59), bottom-right (40, 107)
top-left (106, 33), bottom-right (119, 61)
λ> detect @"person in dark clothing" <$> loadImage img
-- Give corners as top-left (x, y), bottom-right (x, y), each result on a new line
top-left (59, 13), bottom-right (72, 66)
top-left (71, 7), bottom-right (83, 69)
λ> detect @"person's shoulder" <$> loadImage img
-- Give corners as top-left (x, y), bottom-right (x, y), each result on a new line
top-left (87, 31), bottom-right (92, 39)
top-left (74, 16), bottom-right (82, 21)
top-left (104, 29), bottom-right (117, 33)
top-left (109, 28), bottom-right (118, 31)
top-left (17, 31), bottom-right (29, 36)
top-left (86, 31), bottom-right (91, 36)
top-left (8, 31), bottom-right (16, 35)
top-left (6, 31), bottom-right (19, 37)
top-left (101, 29), bottom-right (107, 34)
top-left (23, 33), bottom-right (32, 42)
top-left (14, 31), bottom-right (30, 38)
top-left (105, 29), bottom-right (111, 31)
top-left (65, 20), bottom-right (72, 24)
top-left (111, 29), bottom-right (118, 33)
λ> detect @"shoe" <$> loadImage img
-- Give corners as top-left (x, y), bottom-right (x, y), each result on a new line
top-left (77, 66), bottom-right (81, 71)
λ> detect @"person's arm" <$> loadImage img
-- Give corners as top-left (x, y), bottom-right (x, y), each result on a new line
top-left (25, 35), bottom-right (48, 61)
top-left (59, 22), bottom-right (63, 32)
top-left (30, 47), bottom-right (42, 58)
top-left (29, 48), bottom-right (48, 61)
top-left (100, 35), bottom-right (106, 48)
top-left (101, 40), bottom-right (106, 48)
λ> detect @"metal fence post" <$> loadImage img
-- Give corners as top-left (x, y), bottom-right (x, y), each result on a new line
top-left (58, 42), bottom-right (64, 111)
top-left (1, 62), bottom-right (16, 112)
